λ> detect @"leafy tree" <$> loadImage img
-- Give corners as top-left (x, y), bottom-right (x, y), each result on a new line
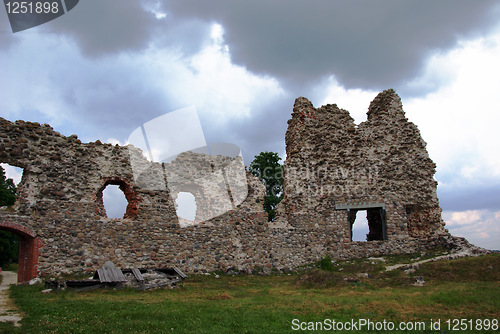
top-left (0, 165), bottom-right (16, 206)
top-left (0, 231), bottom-right (19, 267)
top-left (0, 165), bottom-right (18, 267)
top-left (249, 152), bottom-right (283, 221)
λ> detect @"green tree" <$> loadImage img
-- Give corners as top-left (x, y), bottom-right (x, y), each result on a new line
top-left (0, 231), bottom-right (19, 267)
top-left (0, 165), bottom-right (19, 267)
top-left (249, 152), bottom-right (283, 221)
top-left (0, 165), bottom-right (16, 206)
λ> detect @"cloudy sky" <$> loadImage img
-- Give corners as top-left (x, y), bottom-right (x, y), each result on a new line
top-left (1, 0), bottom-right (499, 249)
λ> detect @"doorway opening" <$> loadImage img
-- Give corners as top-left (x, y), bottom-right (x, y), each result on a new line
top-left (0, 222), bottom-right (42, 283)
top-left (0, 230), bottom-right (19, 269)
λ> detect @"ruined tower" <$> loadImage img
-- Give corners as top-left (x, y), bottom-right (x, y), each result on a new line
top-left (278, 89), bottom-right (446, 241)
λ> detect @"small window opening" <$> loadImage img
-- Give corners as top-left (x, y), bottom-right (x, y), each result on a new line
top-left (0, 163), bottom-right (23, 207)
top-left (175, 192), bottom-right (197, 221)
top-left (349, 208), bottom-right (386, 241)
top-left (102, 184), bottom-right (128, 219)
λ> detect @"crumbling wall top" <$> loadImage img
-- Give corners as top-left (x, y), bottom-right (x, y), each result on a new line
top-left (279, 89), bottom-right (445, 238)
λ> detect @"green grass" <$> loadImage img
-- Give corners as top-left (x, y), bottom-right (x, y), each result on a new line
top-left (2, 263), bottom-right (18, 272)
top-left (3, 253), bottom-right (500, 333)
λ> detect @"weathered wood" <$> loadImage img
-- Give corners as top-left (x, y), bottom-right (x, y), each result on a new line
top-left (96, 268), bottom-right (127, 283)
top-left (173, 267), bottom-right (188, 279)
top-left (131, 268), bottom-right (144, 282)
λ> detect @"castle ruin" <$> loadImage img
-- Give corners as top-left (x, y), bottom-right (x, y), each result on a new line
top-left (0, 89), bottom-right (477, 282)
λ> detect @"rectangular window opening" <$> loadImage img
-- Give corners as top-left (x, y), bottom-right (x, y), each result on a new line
top-left (348, 207), bottom-right (386, 242)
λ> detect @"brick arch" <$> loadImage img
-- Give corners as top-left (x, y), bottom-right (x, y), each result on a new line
top-left (96, 177), bottom-right (140, 219)
top-left (0, 221), bottom-right (42, 283)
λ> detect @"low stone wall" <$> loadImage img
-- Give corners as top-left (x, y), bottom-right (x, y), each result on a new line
top-left (2, 211), bottom-right (480, 277)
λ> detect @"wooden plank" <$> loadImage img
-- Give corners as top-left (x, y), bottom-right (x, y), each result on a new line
top-left (173, 267), bottom-right (188, 279)
top-left (131, 268), bottom-right (144, 282)
top-left (97, 268), bottom-right (127, 283)
top-left (96, 269), bottom-right (104, 282)
top-left (111, 268), bottom-right (127, 282)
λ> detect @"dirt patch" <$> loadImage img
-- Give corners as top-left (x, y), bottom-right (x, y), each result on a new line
top-left (295, 269), bottom-right (346, 288)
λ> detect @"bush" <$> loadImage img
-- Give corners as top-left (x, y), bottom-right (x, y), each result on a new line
top-left (317, 255), bottom-right (334, 271)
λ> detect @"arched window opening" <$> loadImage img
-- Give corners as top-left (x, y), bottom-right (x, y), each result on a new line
top-left (351, 210), bottom-right (370, 241)
top-left (0, 163), bottom-right (23, 207)
top-left (102, 184), bottom-right (128, 219)
top-left (175, 192), bottom-right (197, 222)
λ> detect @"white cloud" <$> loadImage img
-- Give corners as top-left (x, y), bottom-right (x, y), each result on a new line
top-left (105, 138), bottom-right (126, 146)
top-left (443, 210), bottom-right (482, 226)
top-left (161, 23), bottom-right (284, 123)
top-left (141, 0), bottom-right (167, 19)
top-left (318, 77), bottom-right (378, 124)
top-left (1, 164), bottom-right (23, 185)
top-left (404, 27), bottom-right (500, 186)
top-left (443, 209), bottom-right (500, 250)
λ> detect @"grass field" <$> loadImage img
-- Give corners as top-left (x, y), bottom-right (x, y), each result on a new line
top-left (1, 251), bottom-right (499, 333)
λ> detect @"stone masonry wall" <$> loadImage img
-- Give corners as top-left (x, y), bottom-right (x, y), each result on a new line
top-left (0, 90), bottom-right (474, 278)
top-left (277, 89), bottom-right (445, 240)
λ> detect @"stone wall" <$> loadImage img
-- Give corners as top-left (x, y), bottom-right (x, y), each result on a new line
top-left (277, 89), bottom-right (445, 240)
top-left (0, 90), bottom-right (478, 279)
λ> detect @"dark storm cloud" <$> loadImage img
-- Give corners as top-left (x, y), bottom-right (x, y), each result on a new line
top-left (41, 0), bottom-right (156, 55)
top-left (199, 96), bottom-right (293, 164)
top-left (164, 0), bottom-right (500, 91)
top-left (43, 0), bottom-right (211, 57)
